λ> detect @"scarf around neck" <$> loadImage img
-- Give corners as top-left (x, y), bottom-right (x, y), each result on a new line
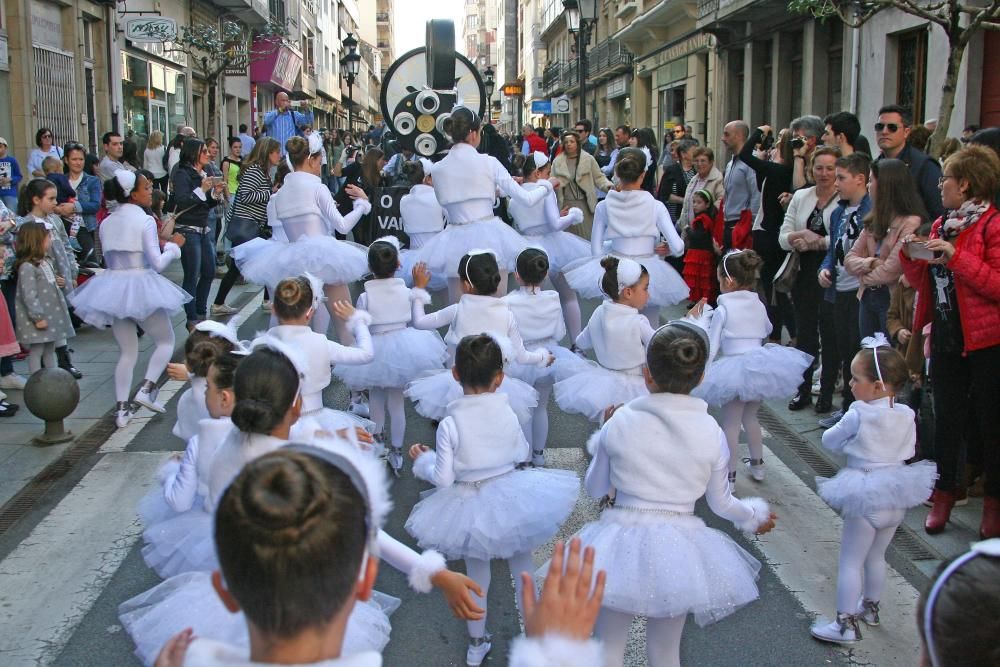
top-left (941, 199), bottom-right (989, 240)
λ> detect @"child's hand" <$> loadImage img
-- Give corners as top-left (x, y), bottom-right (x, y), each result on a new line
top-left (686, 297), bottom-right (708, 319)
top-left (331, 300), bottom-right (356, 321)
top-left (522, 538), bottom-right (606, 641)
top-left (409, 444), bottom-right (431, 460)
top-left (34, 319), bottom-right (48, 330)
top-left (654, 242), bottom-right (669, 257)
top-left (345, 184), bottom-right (368, 201)
top-left (169, 451), bottom-right (184, 462)
top-left (153, 628), bottom-right (194, 667)
top-left (602, 404), bottom-right (622, 423)
top-left (170, 233), bottom-right (186, 247)
top-left (755, 512), bottom-right (778, 535)
top-left (545, 353), bottom-right (555, 367)
top-left (712, 239), bottom-right (723, 255)
top-left (166, 362), bottom-right (190, 382)
top-left (412, 262), bottom-right (431, 290)
top-left (818, 268), bottom-right (833, 289)
top-left (560, 207), bottom-right (570, 217)
top-left (55, 275), bottom-right (66, 288)
top-left (548, 177), bottom-right (561, 189)
top-left (897, 328), bottom-right (912, 344)
top-left (431, 569), bottom-right (485, 621)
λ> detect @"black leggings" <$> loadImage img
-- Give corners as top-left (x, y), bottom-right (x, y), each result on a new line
top-left (213, 255), bottom-right (241, 306)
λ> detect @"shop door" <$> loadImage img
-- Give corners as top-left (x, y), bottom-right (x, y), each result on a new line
top-left (151, 101), bottom-right (168, 136)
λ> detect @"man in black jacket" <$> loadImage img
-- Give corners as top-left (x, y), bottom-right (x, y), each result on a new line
top-left (874, 104), bottom-right (944, 220)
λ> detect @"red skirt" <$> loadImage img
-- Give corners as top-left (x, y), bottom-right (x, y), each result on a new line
top-left (0, 295), bottom-right (19, 358)
top-left (682, 249), bottom-right (718, 304)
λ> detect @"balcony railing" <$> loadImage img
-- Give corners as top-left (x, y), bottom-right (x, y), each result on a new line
top-left (542, 60), bottom-right (564, 95)
top-left (698, 0), bottom-right (719, 18)
top-left (587, 38), bottom-right (633, 80)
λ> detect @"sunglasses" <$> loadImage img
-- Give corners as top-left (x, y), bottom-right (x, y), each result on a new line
top-left (874, 122), bottom-right (903, 133)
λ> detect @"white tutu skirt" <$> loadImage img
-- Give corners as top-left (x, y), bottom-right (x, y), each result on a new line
top-left (413, 219), bottom-right (529, 277)
top-left (562, 253), bottom-right (689, 306)
top-left (693, 345), bottom-right (814, 406)
top-left (405, 468), bottom-right (579, 561)
top-left (140, 505), bottom-right (216, 579)
top-left (68, 269), bottom-right (191, 328)
top-left (119, 571), bottom-right (398, 667)
top-left (524, 232), bottom-right (591, 274)
top-left (400, 248), bottom-right (449, 292)
top-left (817, 460), bottom-right (938, 517)
top-left (404, 370), bottom-right (538, 425)
top-left (233, 235), bottom-right (368, 288)
top-left (505, 343), bottom-right (577, 386)
top-left (335, 328), bottom-right (447, 390)
top-left (553, 363), bottom-right (648, 422)
top-left (562, 509), bottom-right (761, 624)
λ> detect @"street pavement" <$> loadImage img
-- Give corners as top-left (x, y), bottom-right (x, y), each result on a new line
top-left (0, 267), bottom-right (985, 666)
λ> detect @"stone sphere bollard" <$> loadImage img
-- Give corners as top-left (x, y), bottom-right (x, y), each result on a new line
top-left (23, 367), bottom-right (80, 446)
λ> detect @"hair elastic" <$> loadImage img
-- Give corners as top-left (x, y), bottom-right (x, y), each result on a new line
top-left (114, 169), bottom-right (137, 197)
top-left (532, 151), bottom-right (549, 169)
top-left (462, 248), bottom-right (496, 287)
top-left (923, 538), bottom-right (1000, 667)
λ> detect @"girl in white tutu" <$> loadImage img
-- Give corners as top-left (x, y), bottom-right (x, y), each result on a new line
top-left (507, 152), bottom-right (589, 343)
top-left (260, 275), bottom-right (378, 440)
top-left (399, 158), bottom-right (448, 295)
top-left (406, 334), bottom-right (580, 666)
top-left (502, 247), bottom-right (574, 463)
top-left (67, 170), bottom-right (191, 428)
top-left (334, 237), bottom-right (447, 474)
top-left (690, 249), bottom-right (813, 483)
top-left (562, 147), bottom-right (688, 326)
top-left (810, 339), bottom-right (937, 644)
top-left (168, 320), bottom-right (240, 443)
top-left (405, 250), bottom-right (552, 427)
top-left (560, 320), bottom-right (776, 667)
top-left (553, 257), bottom-right (654, 423)
top-left (413, 106), bottom-right (561, 303)
top-left (233, 133), bottom-right (369, 342)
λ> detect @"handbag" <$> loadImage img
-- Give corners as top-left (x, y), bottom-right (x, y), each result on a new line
top-left (772, 251), bottom-right (800, 294)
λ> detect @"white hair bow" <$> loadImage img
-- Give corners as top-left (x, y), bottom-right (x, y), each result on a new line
top-left (861, 332), bottom-right (890, 386)
top-left (115, 170), bottom-right (136, 197)
top-left (532, 151), bottom-right (549, 169)
top-left (616, 257), bottom-right (643, 289)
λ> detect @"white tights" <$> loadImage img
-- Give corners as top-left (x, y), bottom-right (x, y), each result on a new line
top-left (549, 272), bottom-right (582, 341)
top-left (529, 380), bottom-right (552, 455)
top-left (27, 342), bottom-right (56, 373)
top-left (721, 400), bottom-right (763, 473)
top-left (369, 386), bottom-right (406, 449)
top-left (447, 270), bottom-right (509, 305)
top-left (317, 283), bottom-right (354, 345)
top-left (463, 551), bottom-right (534, 640)
top-left (111, 312), bottom-right (175, 403)
top-left (836, 509), bottom-right (904, 613)
top-left (595, 609), bottom-right (687, 667)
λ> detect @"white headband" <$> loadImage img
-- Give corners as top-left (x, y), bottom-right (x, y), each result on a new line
top-left (418, 158), bottom-right (434, 176)
top-left (616, 257), bottom-right (643, 290)
top-left (923, 538), bottom-right (1000, 667)
top-left (532, 151), bottom-right (549, 169)
top-left (194, 319), bottom-right (247, 353)
top-left (115, 170), bottom-right (136, 197)
top-left (462, 248), bottom-right (497, 287)
top-left (372, 235), bottom-right (402, 252)
top-left (861, 333), bottom-right (890, 386)
top-left (721, 249), bottom-right (746, 282)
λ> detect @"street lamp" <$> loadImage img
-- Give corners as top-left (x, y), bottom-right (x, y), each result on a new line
top-left (563, 0), bottom-right (597, 123)
top-left (341, 32), bottom-right (361, 133)
top-left (483, 66), bottom-right (495, 120)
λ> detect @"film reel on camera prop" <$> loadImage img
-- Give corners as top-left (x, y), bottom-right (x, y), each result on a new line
top-left (380, 19), bottom-right (487, 158)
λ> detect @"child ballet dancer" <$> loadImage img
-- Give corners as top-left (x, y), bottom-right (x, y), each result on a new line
top-left (405, 251), bottom-right (552, 428)
top-left (507, 151), bottom-right (589, 343)
top-left (691, 250), bottom-right (813, 483)
top-left (406, 334), bottom-right (580, 666)
top-left (553, 257), bottom-right (653, 423)
top-left (260, 274), bottom-right (378, 439)
top-left (563, 147), bottom-right (688, 326)
top-left (13, 221), bottom-right (75, 373)
top-left (399, 158), bottom-right (448, 294)
top-left (561, 320), bottom-right (776, 667)
top-left (503, 247), bottom-right (576, 463)
top-left (682, 188), bottom-right (721, 305)
top-left (334, 238), bottom-right (448, 474)
top-left (67, 171), bottom-right (190, 427)
top-left (810, 338), bottom-right (937, 644)
top-left (168, 321), bottom-right (240, 443)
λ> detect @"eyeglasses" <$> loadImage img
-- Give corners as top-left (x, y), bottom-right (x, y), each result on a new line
top-left (938, 175), bottom-right (955, 186)
top-left (874, 123), bottom-right (902, 133)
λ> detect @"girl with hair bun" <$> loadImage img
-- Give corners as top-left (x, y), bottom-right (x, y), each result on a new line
top-left (335, 238), bottom-right (448, 474)
top-left (689, 250), bottom-right (813, 483)
top-left (508, 150), bottom-right (590, 342)
top-left (552, 320), bottom-right (775, 667)
top-left (405, 251), bottom-right (553, 428)
top-left (398, 157), bottom-right (448, 294)
top-left (563, 147), bottom-right (689, 327)
top-left (414, 106), bottom-right (563, 304)
top-left (233, 133), bottom-right (370, 344)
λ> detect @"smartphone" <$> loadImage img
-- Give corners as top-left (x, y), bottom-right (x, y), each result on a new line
top-left (906, 240), bottom-right (937, 261)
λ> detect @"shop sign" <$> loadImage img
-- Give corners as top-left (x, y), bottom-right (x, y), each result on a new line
top-left (606, 75), bottom-right (629, 99)
top-left (551, 95), bottom-right (571, 114)
top-left (30, 0), bottom-right (63, 50)
top-left (639, 33), bottom-right (711, 69)
top-left (531, 100), bottom-right (552, 114)
top-left (126, 17), bottom-right (178, 44)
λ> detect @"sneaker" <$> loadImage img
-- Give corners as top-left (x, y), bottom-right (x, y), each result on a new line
top-left (387, 447), bottom-right (404, 477)
top-left (810, 613), bottom-right (861, 644)
top-left (115, 401), bottom-right (133, 428)
top-left (0, 373), bottom-right (27, 390)
top-left (211, 303), bottom-right (239, 316)
top-left (856, 598), bottom-right (880, 626)
top-left (744, 457), bottom-right (765, 482)
top-left (134, 382), bottom-right (166, 413)
top-left (0, 399), bottom-right (19, 417)
top-left (818, 410), bottom-right (845, 429)
top-left (466, 635), bottom-right (492, 667)
top-left (532, 449), bottom-right (545, 467)
top-left (261, 300), bottom-right (271, 311)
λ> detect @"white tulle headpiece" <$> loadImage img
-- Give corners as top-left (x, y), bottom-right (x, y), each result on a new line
top-left (248, 334), bottom-right (307, 386)
top-left (372, 235), bottom-right (402, 251)
top-left (115, 170), bottom-right (136, 197)
top-left (616, 257), bottom-right (643, 289)
top-left (532, 151), bottom-right (549, 168)
top-left (418, 158), bottom-right (434, 176)
top-left (194, 319), bottom-right (248, 353)
top-left (301, 272), bottom-right (326, 310)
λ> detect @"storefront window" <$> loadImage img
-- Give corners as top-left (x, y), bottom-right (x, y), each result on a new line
top-left (122, 53), bottom-right (150, 147)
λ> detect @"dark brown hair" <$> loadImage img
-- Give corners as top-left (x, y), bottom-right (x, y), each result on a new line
top-left (360, 148), bottom-right (385, 190)
top-left (600, 255), bottom-right (648, 301)
top-left (457, 252), bottom-right (502, 295)
top-left (231, 347), bottom-right (300, 434)
top-left (454, 334), bottom-right (504, 390)
top-left (866, 158), bottom-right (928, 240)
top-left (718, 249), bottom-right (763, 289)
top-left (852, 346), bottom-right (909, 391)
top-left (273, 276), bottom-right (314, 321)
top-left (516, 247), bottom-right (549, 286)
top-left (184, 332), bottom-right (237, 378)
top-left (208, 352), bottom-right (241, 392)
top-left (646, 323), bottom-right (708, 395)
top-left (285, 136), bottom-right (314, 168)
top-left (614, 148), bottom-right (646, 183)
top-left (14, 221), bottom-right (49, 272)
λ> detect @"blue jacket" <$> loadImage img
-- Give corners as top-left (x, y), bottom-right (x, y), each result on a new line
top-left (71, 173), bottom-right (102, 231)
top-left (821, 193), bottom-right (872, 302)
top-left (0, 156), bottom-right (23, 198)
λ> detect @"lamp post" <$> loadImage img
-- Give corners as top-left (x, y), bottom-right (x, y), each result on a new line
top-left (563, 0), bottom-right (597, 122)
top-left (341, 32), bottom-right (361, 133)
top-left (483, 66), bottom-right (495, 122)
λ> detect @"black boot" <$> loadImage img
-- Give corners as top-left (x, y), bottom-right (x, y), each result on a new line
top-left (56, 346), bottom-right (83, 379)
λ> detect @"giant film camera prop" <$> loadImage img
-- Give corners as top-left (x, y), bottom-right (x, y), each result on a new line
top-left (380, 20), bottom-right (487, 159)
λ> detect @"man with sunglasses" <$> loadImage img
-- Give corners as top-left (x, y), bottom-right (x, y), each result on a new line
top-left (874, 104), bottom-right (943, 220)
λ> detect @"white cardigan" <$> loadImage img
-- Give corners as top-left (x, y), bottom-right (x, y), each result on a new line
top-left (778, 186), bottom-right (838, 252)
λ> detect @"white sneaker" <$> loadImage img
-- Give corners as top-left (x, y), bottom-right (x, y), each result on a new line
top-left (810, 614), bottom-right (861, 643)
top-left (134, 385), bottom-right (166, 413)
top-left (211, 303), bottom-right (239, 316)
top-left (744, 457), bottom-right (765, 482)
top-left (115, 401), bottom-right (133, 428)
top-left (856, 599), bottom-right (880, 626)
top-left (0, 373), bottom-right (27, 390)
top-left (532, 449), bottom-right (545, 467)
top-left (261, 300), bottom-right (271, 311)
top-left (466, 636), bottom-right (492, 666)
top-left (387, 447), bottom-right (404, 477)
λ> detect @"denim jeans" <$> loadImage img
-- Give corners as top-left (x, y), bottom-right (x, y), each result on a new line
top-left (1, 195), bottom-right (17, 212)
top-left (179, 228), bottom-right (215, 322)
top-left (858, 284), bottom-right (891, 339)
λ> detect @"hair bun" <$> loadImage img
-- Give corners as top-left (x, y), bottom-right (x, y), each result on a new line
top-left (600, 255), bottom-right (620, 271)
top-left (232, 397), bottom-right (279, 433)
top-left (236, 454), bottom-right (326, 547)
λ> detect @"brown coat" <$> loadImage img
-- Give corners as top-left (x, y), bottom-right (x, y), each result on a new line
top-left (886, 279), bottom-right (924, 377)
